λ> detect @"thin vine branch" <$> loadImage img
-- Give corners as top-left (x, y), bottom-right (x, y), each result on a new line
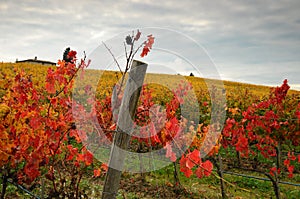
top-left (102, 41), bottom-right (124, 76)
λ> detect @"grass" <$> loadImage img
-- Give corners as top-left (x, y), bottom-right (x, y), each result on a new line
top-left (1, 148), bottom-right (299, 198)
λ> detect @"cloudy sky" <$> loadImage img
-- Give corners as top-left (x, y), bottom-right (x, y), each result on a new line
top-left (1, 0), bottom-right (300, 90)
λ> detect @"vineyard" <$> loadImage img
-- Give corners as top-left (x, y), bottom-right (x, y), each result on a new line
top-left (0, 33), bottom-right (300, 199)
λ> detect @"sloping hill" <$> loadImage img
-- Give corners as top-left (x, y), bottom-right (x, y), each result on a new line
top-left (1, 62), bottom-right (298, 106)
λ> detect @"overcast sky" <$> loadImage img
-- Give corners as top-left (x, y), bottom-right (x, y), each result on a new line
top-left (1, 0), bottom-right (300, 90)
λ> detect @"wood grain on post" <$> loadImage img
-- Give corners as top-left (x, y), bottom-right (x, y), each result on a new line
top-left (102, 60), bottom-right (148, 199)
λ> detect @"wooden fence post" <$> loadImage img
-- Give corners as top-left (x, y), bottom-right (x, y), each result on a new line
top-left (101, 60), bottom-right (148, 199)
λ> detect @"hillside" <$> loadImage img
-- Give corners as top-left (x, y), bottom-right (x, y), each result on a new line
top-left (1, 62), bottom-right (299, 107)
top-left (0, 63), bottom-right (299, 98)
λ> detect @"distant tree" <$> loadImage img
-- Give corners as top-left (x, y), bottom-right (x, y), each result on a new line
top-left (189, 72), bottom-right (194, 77)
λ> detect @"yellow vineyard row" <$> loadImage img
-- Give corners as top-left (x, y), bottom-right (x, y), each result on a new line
top-left (1, 62), bottom-right (299, 109)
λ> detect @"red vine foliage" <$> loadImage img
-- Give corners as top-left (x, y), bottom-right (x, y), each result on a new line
top-left (222, 79), bottom-right (300, 177)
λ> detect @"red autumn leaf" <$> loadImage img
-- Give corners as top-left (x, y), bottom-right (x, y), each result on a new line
top-left (50, 97), bottom-right (58, 107)
top-left (31, 136), bottom-right (40, 148)
top-left (284, 159), bottom-right (290, 166)
top-left (24, 163), bottom-right (40, 182)
top-left (186, 149), bottom-right (200, 169)
top-left (145, 34), bottom-right (155, 49)
top-left (45, 82), bottom-right (55, 94)
top-left (287, 165), bottom-right (294, 173)
top-left (153, 135), bottom-right (161, 143)
top-left (170, 153), bottom-right (177, 162)
top-left (235, 135), bottom-right (248, 153)
top-left (180, 163), bottom-right (193, 178)
top-left (93, 168), bottom-right (101, 177)
top-left (74, 161), bottom-right (80, 167)
top-left (179, 155), bottom-right (191, 177)
top-left (165, 121), bottom-right (172, 130)
top-left (66, 145), bottom-right (78, 161)
top-left (134, 30), bottom-right (141, 41)
top-left (70, 129), bottom-right (81, 143)
top-left (195, 166), bottom-right (204, 178)
top-left (270, 167), bottom-right (276, 176)
top-left (296, 110), bottom-right (300, 120)
top-left (101, 163), bottom-right (108, 172)
top-left (185, 158), bottom-right (195, 169)
top-left (202, 160), bottom-right (213, 176)
top-left (68, 50), bottom-right (77, 59)
top-left (140, 47), bottom-right (150, 57)
top-left (76, 154), bottom-right (84, 162)
top-left (183, 169), bottom-right (193, 178)
top-left (288, 151), bottom-right (296, 161)
top-left (287, 165), bottom-right (294, 178)
top-left (83, 150), bottom-right (94, 166)
top-left (165, 142), bottom-right (177, 162)
top-left (270, 167), bottom-right (280, 176)
top-left (140, 34), bottom-right (155, 57)
top-left (30, 117), bottom-right (41, 129)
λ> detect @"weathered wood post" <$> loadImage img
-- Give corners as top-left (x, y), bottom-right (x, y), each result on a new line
top-left (102, 60), bottom-right (148, 199)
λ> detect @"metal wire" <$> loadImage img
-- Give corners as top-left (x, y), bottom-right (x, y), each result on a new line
top-left (7, 179), bottom-right (41, 199)
top-left (222, 171), bottom-right (300, 187)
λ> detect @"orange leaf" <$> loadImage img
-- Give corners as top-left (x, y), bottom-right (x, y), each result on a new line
top-left (93, 168), bottom-right (101, 177)
top-left (101, 163), bottom-right (108, 172)
top-left (45, 82), bottom-right (55, 94)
